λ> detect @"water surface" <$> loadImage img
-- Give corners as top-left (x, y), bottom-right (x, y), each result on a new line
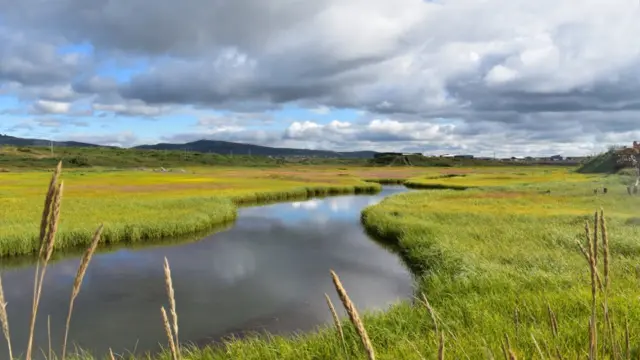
top-left (0, 186), bottom-right (414, 358)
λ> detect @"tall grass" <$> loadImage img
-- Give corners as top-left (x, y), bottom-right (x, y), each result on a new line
top-left (1, 164), bottom-right (637, 359)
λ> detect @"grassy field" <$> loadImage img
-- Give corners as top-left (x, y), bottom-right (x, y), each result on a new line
top-left (2, 164), bottom-right (636, 359)
top-left (0, 166), bottom-right (432, 257)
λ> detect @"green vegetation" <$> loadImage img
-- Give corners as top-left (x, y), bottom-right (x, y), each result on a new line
top-left (0, 145), bottom-right (373, 169)
top-left (0, 145), bottom-right (576, 170)
top-left (0, 166), bottom-right (385, 257)
top-left (578, 150), bottom-right (620, 174)
top-left (2, 164), bottom-right (638, 359)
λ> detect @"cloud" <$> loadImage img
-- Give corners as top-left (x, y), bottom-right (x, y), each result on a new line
top-left (31, 100), bottom-right (71, 114)
top-left (61, 131), bottom-right (140, 147)
top-left (92, 100), bottom-right (166, 117)
top-left (1, 0), bottom-right (640, 155)
top-left (0, 28), bottom-right (89, 86)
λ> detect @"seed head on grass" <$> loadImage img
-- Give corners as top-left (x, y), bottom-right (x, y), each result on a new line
top-left (27, 174), bottom-right (64, 360)
top-left (330, 269), bottom-right (375, 360)
top-left (324, 293), bottom-right (346, 354)
top-left (38, 161), bottom-right (62, 254)
top-left (163, 257), bottom-right (180, 358)
top-left (420, 292), bottom-right (439, 336)
top-left (0, 274), bottom-right (13, 360)
top-left (62, 224), bottom-right (104, 360)
top-left (600, 208), bottom-right (610, 290)
top-left (161, 306), bottom-right (178, 360)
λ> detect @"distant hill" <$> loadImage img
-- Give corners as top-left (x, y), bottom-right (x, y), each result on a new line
top-left (577, 151), bottom-right (618, 173)
top-left (0, 135), bottom-right (378, 158)
top-left (0, 134), bottom-right (103, 148)
top-left (134, 139), bottom-right (378, 158)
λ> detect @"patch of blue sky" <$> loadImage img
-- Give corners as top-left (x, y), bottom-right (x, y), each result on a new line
top-left (56, 42), bottom-right (94, 56)
top-left (0, 95), bottom-right (21, 111)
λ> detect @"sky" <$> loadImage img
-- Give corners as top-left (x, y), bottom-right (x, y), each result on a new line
top-left (1, 0), bottom-right (640, 157)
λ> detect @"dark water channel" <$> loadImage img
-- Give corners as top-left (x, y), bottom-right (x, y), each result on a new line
top-left (0, 186), bottom-right (414, 358)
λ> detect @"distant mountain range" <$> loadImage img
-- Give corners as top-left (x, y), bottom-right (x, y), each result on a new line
top-left (0, 134), bottom-right (378, 159)
top-left (0, 134), bottom-right (105, 148)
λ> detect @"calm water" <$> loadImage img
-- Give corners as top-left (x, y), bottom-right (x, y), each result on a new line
top-left (0, 186), bottom-right (414, 358)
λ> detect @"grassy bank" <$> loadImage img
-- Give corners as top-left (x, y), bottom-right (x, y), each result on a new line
top-left (360, 171), bottom-right (640, 358)
top-left (0, 167), bottom-right (395, 257)
top-left (165, 167), bottom-right (640, 359)
top-left (0, 166), bottom-right (437, 257)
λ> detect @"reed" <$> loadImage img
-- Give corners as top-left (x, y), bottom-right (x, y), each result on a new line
top-left (324, 293), bottom-right (346, 356)
top-left (161, 306), bottom-right (178, 360)
top-left (0, 274), bottom-right (12, 360)
top-left (163, 257), bottom-right (180, 360)
top-left (62, 224), bottom-right (104, 360)
top-left (420, 292), bottom-right (439, 336)
top-left (27, 162), bottom-right (64, 360)
top-left (330, 269), bottom-right (375, 360)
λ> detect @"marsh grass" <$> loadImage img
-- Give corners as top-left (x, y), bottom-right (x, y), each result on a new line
top-left (2, 164), bottom-right (640, 359)
top-left (0, 168), bottom-right (386, 257)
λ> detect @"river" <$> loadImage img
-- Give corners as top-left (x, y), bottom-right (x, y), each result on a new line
top-left (0, 185), bottom-right (414, 358)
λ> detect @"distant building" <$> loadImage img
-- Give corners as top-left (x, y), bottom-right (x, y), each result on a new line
top-left (549, 155), bottom-right (563, 161)
top-left (454, 154), bottom-right (474, 159)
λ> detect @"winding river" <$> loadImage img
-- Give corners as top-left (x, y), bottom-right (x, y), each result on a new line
top-left (0, 186), bottom-right (414, 358)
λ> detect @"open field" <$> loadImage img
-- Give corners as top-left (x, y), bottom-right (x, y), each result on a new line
top-left (2, 164), bottom-right (637, 359)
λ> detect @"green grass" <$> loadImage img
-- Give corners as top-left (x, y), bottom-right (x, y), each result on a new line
top-left (0, 145), bottom-right (371, 169)
top-left (3, 165), bottom-right (638, 359)
top-left (0, 168), bottom-right (385, 257)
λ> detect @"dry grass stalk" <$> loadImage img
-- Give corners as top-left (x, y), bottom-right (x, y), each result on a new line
top-left (161, 307), bottom-right (178, 360)
top-left (500, 342), bottom-right (507, 360)
top-left (504, 334), bottom-right (511, 357)
top-left (625, 316), bottom-right (630, 360)
top-left (27, 169), bottom-right (64, 360)
top-left (593, 211), bottom-right (599, 266)
top-left (508, 349), bottom-right (518, 360)
top-left (62, 224), bottom-right (104, 360)
top-left (589, 315), bottom-right (597, 360)
top-left (163, 257), bottom-right (180, 359)
top-left (513, 306), bottom-right (519, 340)
top-left (109, 348), bottom-right (116, 360)
top-left (330, 269), bottom-right (375, 360)
top-left (547, 303), bottom-right (558, 338)
top-left (530, 333), bottom-right (546, 359)
top-left (420, 292), bottom-right (439, 336)
top-left (38, 161), bottom-right (62, 254)
top-left (438, 333), bottom-right (445, 360)
top-left (324, 293), bottom-right (346, 354)
top-left (0, 274), bottom-right (13, 360)
top-left (576, 240), bottom-right (604, 291)
top-left (600, 209), bottom-right (609, 290)
top-left (47, 315), bottom-right (51, 360)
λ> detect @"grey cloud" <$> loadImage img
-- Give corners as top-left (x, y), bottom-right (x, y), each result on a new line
top-left (1, 0), bottom-right (640, 156)
top-left (0, 29), bottom-right (88, 86)
top-left (92, 100), bottom-right (166, 117)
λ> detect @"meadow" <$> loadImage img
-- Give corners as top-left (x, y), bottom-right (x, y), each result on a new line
top-left (2, 163), bottom-right (637, 359)
top-left (0, 166), bottom-right (431, 257)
